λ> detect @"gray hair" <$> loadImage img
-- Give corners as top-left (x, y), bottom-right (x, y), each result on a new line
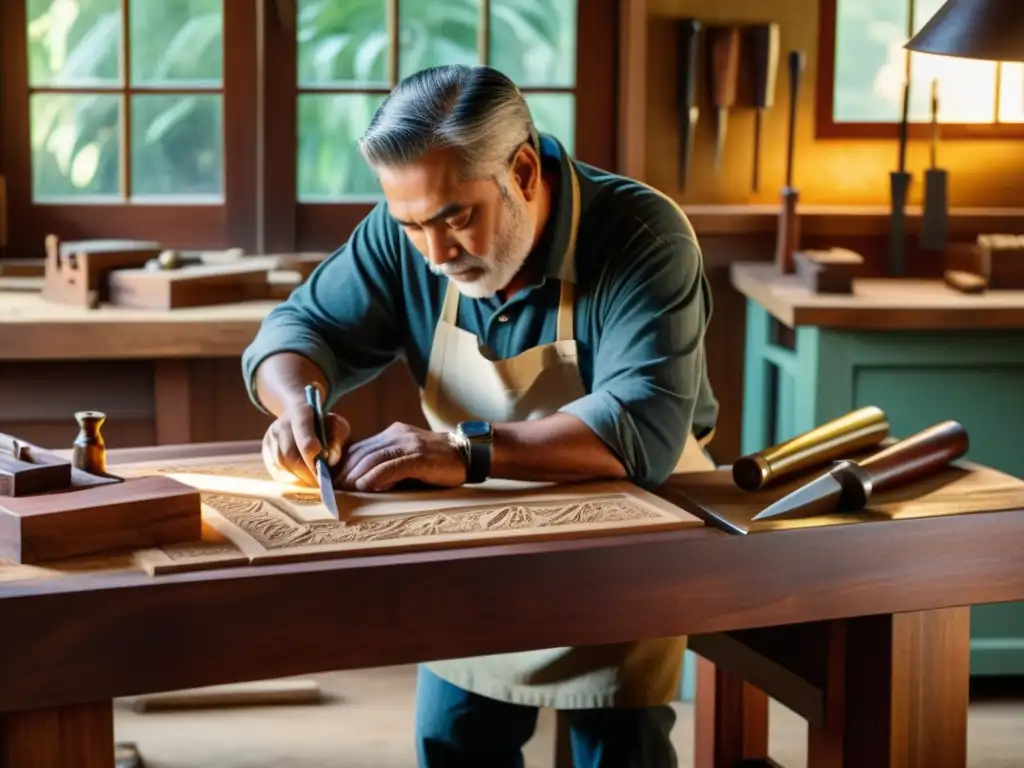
top-left (358, 65), bottom-right (540, 180)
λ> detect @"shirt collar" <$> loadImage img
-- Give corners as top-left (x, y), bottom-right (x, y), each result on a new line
top-left (529, 133), bottom-right (580, 284)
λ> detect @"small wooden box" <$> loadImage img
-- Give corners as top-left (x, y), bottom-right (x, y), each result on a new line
top-left (0, 475), bottom-right (201, 564)
top-left (41, 236), bottom-right (162, 308)
top-left (794, 248), bottom-right (864, 294)
top-left (108, 263), bottom-right (273, 309)
top-left (977, 234), bottom-right (1024, 290)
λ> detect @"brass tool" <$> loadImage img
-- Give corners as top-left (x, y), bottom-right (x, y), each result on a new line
top-left (747, 23), bottom-right (781, 193)
top-left (752, 420), bottom-right (969, 521)
top-left (732, 406), bottom-right (890, 491)
top-left (676, 19), bottom-right (703, 191)
top-left (775, 50), bottom-right (805, 274)
top-left (707, 26), bottom-right (741, 174)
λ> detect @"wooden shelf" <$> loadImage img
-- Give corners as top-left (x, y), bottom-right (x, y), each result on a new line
top-left (685, 205), bottom-right (1024, 237)
top-left (730, 262), bottom-right (1024, 330)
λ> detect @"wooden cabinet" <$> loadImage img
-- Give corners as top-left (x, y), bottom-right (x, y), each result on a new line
top-left (735, 263), bottom-right (1024, 677)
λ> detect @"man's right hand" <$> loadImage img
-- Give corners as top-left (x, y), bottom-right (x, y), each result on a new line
top-left (261, 402), bottom-right (351, 487)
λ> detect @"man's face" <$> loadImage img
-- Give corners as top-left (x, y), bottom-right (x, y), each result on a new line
top-left (377, 146), bottom-right (537, 299)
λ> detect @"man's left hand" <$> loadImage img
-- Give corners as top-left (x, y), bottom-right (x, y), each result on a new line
top-left (336, 422), bottom-right (468, 492)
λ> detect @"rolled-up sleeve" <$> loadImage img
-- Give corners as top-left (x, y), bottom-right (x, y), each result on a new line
top-left (559, 233), bottom-right (712, 488)
top-left (241, 204), bottom-right (405, 413)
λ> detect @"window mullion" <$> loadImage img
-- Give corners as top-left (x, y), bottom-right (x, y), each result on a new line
top-left (478, 0), bottom-right (491, 66)
top-left (388, 0), bottom-right (400, 86)
top-left (121, 0), bottom-right (132, 201)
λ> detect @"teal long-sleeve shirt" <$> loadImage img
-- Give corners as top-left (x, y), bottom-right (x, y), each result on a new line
top-left (241, 134), bottom-right (719, 489)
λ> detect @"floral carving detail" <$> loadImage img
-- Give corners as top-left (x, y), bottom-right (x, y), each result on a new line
top-left (200, 493), bottom-right (661, 550)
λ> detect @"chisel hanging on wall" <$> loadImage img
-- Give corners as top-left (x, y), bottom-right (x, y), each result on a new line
top-left (707, 26), bottom-right (740, 175)
top-left (676, 19), bottom-right (702, 192)
top-left (747, 23), bottom-right (780, 193)
top-left (775, 50), bottom-right (805, 274)
top-left (921, 79), bottom-right (948, 252)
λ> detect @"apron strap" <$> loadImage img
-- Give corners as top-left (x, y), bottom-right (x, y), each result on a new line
top-left (556, 280), bottom-right (575, 342)
top-left (441, 278), bottom-right (460, 325)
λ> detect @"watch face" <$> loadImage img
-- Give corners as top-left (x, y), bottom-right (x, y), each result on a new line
top-left (459, 421), bottom-right (493, 439)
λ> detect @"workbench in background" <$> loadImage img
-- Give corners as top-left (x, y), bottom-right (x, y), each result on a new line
top-left (733, 261), bottom-right (1024, 677)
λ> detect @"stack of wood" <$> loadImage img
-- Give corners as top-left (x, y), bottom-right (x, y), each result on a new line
top-left (39, 235), bottom-right (328, 310)
top-left (944, 234), bottom-right (1024, 294)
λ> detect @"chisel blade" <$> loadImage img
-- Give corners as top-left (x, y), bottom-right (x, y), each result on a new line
top-left (751, 471), bottom-right (844, 521)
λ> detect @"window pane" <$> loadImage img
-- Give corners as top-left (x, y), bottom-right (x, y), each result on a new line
top-left (908, 0), bottom-right (996, 123)
top-left (30, 93), bottom-right (121, 200)
top-left (298, 94), bottom-right (383, 200)
top-left (298, 0), bottom-right (389, 87)
top-left (129, 0), bottom-right (223, 87)
top-left (999, 64), bottom-right (1024, 123)
top-left (131, 94), bottom-right (223, 199)
top-left (525, 93), bottom-right (574, 155)
top-left (833, 0), bottom-right (908, 121)
top-left (490, 0), bottom-right (576, 87)
top-left (399, 1), bottom-right (481, 80)
top-left (27, 0), bottom-right (122, 87)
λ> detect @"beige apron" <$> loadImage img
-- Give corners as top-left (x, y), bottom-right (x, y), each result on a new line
top-left (418, 162), bottom-right (715, 710)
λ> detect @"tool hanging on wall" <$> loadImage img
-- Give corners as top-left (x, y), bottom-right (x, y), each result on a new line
top-left (889, 79), bottom-right (913, 275)
top-left (921, 78), bottom-right (948, 252)
top-left (775, 50), bottom-right (804, 274)
top-left (676, 19), bottom-right (702, 191)
top-left (747, 23), bottom-right (780, 193)
top-left (707, 26), bottom-right (741, 175)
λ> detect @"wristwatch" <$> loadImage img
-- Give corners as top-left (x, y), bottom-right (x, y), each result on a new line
top-left (455, 420), bottom-right (493, 484)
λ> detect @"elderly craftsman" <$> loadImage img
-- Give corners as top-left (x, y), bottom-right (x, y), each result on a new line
top-left (241, 64), bottom-right (718, 768)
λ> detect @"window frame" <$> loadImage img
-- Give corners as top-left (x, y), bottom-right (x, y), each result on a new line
top-left (258, 0), bottom-right (619, 253)
top-left (0, 0), bottom-right (259, 257)
top-left (815, 0), bottom-right (1024, 141)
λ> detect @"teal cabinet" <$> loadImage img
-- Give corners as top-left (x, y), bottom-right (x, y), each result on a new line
top-left (741, 298), bottom-right (1024, 675)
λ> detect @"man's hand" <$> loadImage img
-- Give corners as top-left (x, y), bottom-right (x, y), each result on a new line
top-left (262, 403), bottom-right (351, 487)
top-left (337, 422), bottom-right (467, 492)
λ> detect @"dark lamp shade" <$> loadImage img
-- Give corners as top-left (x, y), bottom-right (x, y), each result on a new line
top-left (904, 0), bottom-right (1024, 62)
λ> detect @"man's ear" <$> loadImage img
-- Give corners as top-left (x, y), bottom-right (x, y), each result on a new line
top-left (510, 145), bottom-right (542, 201)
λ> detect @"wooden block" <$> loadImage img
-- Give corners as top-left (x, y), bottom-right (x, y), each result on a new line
top-left (107, 263), bottom-right (273, 309)
top-left (0, 454), bottom-right (72, 497)
top-left (128, 679), bottom-right (323, 712)
top-left (0, 475), bottom-right (201, 564)
top-left (977, 234), bottom-right (1024, 290)
top-left (944, 269), bottom-right (987, 294)
top-left (41, 236), bottom-right (162, 309)
top-left (794, 248), bottom-right (864, 294)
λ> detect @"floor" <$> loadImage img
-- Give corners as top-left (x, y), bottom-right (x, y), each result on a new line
top-left (114, 665), bottom-right (1024, 768)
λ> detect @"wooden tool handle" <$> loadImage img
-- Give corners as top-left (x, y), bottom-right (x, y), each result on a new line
top-left (708, 27), bottom-right (741, 108)
top-left (859, 421), bottom-right (969, 493)
top-left (748, 23), bottom-right (780, 109)
top-left (784, 50), bottom-right (805, 188)
top-left (677, 19), bottom-right (702, 109)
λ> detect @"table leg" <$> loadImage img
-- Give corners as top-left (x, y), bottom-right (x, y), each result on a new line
top-left (808, 607), bottom-right (970, 768)
top-left (0, 700), bottom-right (114, 768)
top-left (694, 655), bottom-right (771, 768)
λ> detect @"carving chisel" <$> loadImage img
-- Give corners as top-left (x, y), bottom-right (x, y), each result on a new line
top-left (775, 50), bottom-right (804, 274)
top-left (921, 78), bottom-right (948, 252)
top-left (890, 79), bottom-right (912, 275)
top-left (305, 384), bottom-right (340, 519)
top-left (707, 26), bottom-right (741, 174)
top-left (751, 421), bottom-right (968, 522)
top-left (676, 19), bottom-right (702, 191)
top-left (747, 23), bottom-right (780, 193)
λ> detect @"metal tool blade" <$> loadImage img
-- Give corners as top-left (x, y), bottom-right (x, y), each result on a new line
top-left (751, 471), bottom-right (844, 521)
top-left (316, 456), bottom-right (340, 519)
top-left (681, 106), bottom-right (698, 190)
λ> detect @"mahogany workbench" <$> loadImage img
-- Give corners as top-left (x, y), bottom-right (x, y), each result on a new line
top-left (1, 440), bottom-right (1021, 767)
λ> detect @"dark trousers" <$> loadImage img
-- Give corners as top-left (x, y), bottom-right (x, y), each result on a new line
top-left (414, 665), bottom-right (678, 768)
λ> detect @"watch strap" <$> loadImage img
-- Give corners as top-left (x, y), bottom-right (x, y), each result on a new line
top-left (465, 438), bottom-right (491, 484)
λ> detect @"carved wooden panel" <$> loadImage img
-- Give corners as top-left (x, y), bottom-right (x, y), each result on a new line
top-left (115, 453), bottom-right (703, 575)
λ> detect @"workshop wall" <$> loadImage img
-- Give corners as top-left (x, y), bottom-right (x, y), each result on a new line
top-left (647, 0), bottom-right (1024, 208)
